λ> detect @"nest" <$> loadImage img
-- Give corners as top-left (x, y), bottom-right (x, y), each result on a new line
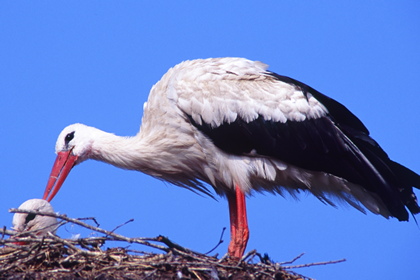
top-left (1, 209), bottom-right (343, 280)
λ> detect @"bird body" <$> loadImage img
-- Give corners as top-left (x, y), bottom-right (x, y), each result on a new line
top-left (44, 57), bottom-right (420, 258)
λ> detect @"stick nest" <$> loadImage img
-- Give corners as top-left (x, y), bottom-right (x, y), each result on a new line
top-left (1, 209), bottom-right (340, 280)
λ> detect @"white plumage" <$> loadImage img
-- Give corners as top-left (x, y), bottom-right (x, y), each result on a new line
top-left (12, 199), bottom-right (58, 235)
top-left (43, 57), bottom-right (420, 258)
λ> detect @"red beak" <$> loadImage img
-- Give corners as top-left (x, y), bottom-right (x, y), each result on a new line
top-left (43, 150), bottom-right (78, 202)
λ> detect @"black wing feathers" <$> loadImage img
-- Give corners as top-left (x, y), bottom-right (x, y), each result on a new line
top-left (187, 72), bottom-right (420, 220)
top-left (268, 72), bottom-right (370, 134)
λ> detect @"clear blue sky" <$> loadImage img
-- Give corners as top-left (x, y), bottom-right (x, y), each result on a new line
top-left (1, 2), bottom-right (419, 279)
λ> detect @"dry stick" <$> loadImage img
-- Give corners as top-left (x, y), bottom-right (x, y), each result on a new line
top-left (155, 235), bottom-right (199, 254)
top-left (204, 227), bottom-right (226, 255)
top-left (77, 217), bottom-right (100, 227)
top-left (280, 252), bottom-right (306, 265)
top-left (108, 219), bottom-right (134, 235)
top-left (9, 209), bottom-right (117, 236)
top-left (0, 228), bottom-right (18, 238)
top-left (1, 226), bottom-right (6, 240)
top-left (241, 249), bottom-right (257, 262)
top-left (283, 258), bottom-right (346, 269)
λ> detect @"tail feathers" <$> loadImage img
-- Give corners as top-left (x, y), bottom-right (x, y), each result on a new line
top-left (342, 124), bottom-right (420, 220)
top-left (390, 161), bottom-right (420, 215)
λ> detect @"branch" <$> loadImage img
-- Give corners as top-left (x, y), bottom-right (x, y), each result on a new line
top-left (283, 258), bottom-right (346, 269)
top-left (280, 252), bottom-right (305, 265)
top-left (204, 227), bottom-right (225, 255)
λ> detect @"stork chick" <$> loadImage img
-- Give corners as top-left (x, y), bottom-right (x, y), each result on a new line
top-left (12, 199), bottom-right (58, 236)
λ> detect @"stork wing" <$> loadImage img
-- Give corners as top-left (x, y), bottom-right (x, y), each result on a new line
top-left (174, 68), bottom-right (419, 220)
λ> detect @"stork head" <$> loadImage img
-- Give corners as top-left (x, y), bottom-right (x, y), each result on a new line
top-left (43, 123), bottom-right (94, 202)
top-left (12, 199), bottom-right (58, 235)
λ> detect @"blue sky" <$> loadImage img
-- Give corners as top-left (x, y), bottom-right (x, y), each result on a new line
top-left (1, 2), bottom-right (419, 279)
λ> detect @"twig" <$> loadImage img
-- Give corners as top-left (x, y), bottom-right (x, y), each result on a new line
top-left (1, 226), bottom-right (6, 240)
top-left (108, 219), bottom-right (134, 235)
top-left (280, 252), bottom-right (305, 265)
top-left (76, 217), bottom-right (100, 227)
top-left (283, 258), bottom-right (346, 269)
top-left (241, 249), bottom-right (257, 262)
top-left (0, 227), bottom-right (14, 238)
top-left (204, 227), bottom-right (225, 255)
top-left (156, 235), bottom-right (200, 254)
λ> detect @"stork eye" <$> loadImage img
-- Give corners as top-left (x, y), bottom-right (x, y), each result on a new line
top-left (65, 131), bottom-right (75, 144)
top-left (25, 213), bottom-right (36, 224)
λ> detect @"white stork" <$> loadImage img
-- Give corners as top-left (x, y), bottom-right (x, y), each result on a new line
top-left (42, 57), bottom-right (420, 258)
top-left (12, 199), bottom-right (58, 235)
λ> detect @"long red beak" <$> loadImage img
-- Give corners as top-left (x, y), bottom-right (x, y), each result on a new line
top-left (43, 150), bottom-right (78, 202)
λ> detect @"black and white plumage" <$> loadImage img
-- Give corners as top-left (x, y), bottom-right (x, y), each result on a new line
top-left (42, 57), bottom-right (420, 257)
top-left (12, 199), bottom-right (58, 235)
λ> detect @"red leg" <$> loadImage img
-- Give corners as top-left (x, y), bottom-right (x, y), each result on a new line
top-left (227, 185), bottom-right (249, 258)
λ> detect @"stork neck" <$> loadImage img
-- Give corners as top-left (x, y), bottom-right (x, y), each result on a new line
top-left (87, 126), bottom-right (199, 182)
top-left (90, 131), bottom-right (147, 171)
